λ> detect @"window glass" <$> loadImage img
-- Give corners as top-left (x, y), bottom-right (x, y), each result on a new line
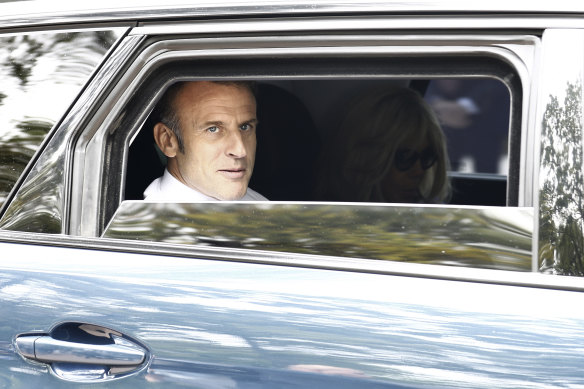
top-left (424, 78), bottom-right (510, 175)
top-left (113, 75), bottom-right (525, 272)
top-left (0, 29), bottom-right (121, 208)
top-left (105, 202), bottom-right (533, 271)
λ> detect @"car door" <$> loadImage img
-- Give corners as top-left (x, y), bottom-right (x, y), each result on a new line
top-left (1, 5), bottom-right (584, 389)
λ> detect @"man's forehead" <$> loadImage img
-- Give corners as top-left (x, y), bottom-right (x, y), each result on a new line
top-left (176, 81), bottom-right (256, 120)
top-left (190, 97), bottom-right (257, 118)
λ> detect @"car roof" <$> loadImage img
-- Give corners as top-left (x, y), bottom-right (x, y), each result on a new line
top-left (1, 0), bottom-right (584, 29)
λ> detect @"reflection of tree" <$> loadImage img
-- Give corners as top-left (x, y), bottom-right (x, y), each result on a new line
top-left (0, 119), bottom-right (52, 204)
top-left (539, 81), bottom-right (584, 275)
top-left (5, 35), bottom-right (43, 86)
top-left (105, 203), bottom-right (532, 271)
top-left (0, 30), bottom-right (118, 208)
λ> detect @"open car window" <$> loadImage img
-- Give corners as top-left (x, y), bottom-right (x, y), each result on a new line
top-left (104, 34), bottom-right (528, 272)
top-left (107, 72), bottom-right (527, 272)
top-left (126, 76), bottom-right (514, 206)
top-left (2, 30), bottom-right (541, 273)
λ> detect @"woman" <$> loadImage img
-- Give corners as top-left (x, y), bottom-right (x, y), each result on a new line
top-left (316, 86), bottom-right (450, 203)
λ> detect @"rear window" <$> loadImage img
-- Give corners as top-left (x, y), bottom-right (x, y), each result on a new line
top-left (0, 29), bottom-right (121, 208)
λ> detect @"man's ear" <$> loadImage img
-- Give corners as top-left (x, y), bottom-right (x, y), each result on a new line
top-left (153, 122), bottom-right (179, 158)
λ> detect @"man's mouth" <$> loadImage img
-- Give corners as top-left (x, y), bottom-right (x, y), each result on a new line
top-left (219, 168), bottom-right (247, 179)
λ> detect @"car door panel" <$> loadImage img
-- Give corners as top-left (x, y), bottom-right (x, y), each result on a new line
top-left (1, 241), bottom-right (584, 388)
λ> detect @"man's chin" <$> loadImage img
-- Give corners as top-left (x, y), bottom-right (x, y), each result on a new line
top-left (215, 188), bottom-right (248, 201)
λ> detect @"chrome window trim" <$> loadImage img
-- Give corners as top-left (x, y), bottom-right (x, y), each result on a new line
top-left (3, 2), bottom-right (584, 30)
top-left (133, 16), bottom-right (584, 35)
top-left (67, 34), bottom-right (146, 233)
top-left (71, 31), bottom-right (537, 237)
top-left (68, 34), bottom-right (147, 234)
top-left (0, 21), bottom-right (137, 36)
top-left (0, 228), bottom-right (582, 292)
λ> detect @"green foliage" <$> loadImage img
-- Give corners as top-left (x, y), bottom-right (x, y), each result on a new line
top-left (8, 36), bottom-right (43, 87)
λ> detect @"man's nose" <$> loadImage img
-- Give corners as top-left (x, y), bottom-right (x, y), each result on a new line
top-left (226, 129), bottom-right (247, 158)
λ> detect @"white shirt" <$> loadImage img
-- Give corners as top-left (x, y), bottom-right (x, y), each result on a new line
top-left (143, 169), bottom-right (267, 201)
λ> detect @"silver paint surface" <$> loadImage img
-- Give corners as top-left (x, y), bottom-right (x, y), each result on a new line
top-left (0, 242), bottom-right (583, 387)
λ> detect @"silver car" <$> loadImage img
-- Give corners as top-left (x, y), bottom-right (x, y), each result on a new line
top-left (1, 1), bottom-right (584, 387)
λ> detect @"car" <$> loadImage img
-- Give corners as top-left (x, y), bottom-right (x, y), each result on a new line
top-left (1, 1), bottom-right (584, 387)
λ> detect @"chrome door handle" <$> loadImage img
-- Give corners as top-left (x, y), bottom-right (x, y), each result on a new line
top-left (15, 322), bottom-right (149, 382)
top-left (16, 334), bottom-right (145, 365)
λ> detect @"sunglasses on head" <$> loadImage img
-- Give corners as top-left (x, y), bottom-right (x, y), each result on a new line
top-left (394, 148), bottom-right (438, 171)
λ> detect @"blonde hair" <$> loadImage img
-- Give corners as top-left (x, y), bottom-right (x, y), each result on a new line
top-left (317, 86), bottom-right (450, 202)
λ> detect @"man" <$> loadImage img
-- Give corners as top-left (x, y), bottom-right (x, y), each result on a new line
top-left (144, 81), bottom-right (267, 201)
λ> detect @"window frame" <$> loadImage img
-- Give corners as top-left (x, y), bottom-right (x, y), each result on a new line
top-left (66, 30), bottom-right (536, 237)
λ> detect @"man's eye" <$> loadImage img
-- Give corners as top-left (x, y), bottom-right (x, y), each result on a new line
top-left (240, 123), bottom-right (253, 131)
top-left (206, 126), bottom-right (219, 133)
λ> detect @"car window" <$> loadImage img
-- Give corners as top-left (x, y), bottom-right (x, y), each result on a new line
top-left (1, 30), bottom-right (538, 273)
top-left (111, 73), bottom-right (523, 272)
top-left (125, 77), bottom-right (513, 207)
top-left (107, 75), bottom-right (528, 272)
top-left (0, 29), bottom-right (122, 209)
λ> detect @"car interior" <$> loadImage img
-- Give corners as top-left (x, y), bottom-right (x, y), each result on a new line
top-left (125, 77), bottom-right (511, 207)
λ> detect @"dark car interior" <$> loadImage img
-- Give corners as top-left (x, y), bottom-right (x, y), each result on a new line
top-left (125, 77), bottom-right (511, 206)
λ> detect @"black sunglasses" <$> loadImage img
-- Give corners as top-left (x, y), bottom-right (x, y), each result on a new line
top-left (394, 148), bottom-right (438, 171)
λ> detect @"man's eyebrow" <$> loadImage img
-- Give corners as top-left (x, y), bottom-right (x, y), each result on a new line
top-left (199, 118), bottom-right (258, 127)
top-left (200, 120), bottom-right (225, 128)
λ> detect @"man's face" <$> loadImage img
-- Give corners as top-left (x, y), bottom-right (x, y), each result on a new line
top-left (167, 81), bottom-right (257, 200)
